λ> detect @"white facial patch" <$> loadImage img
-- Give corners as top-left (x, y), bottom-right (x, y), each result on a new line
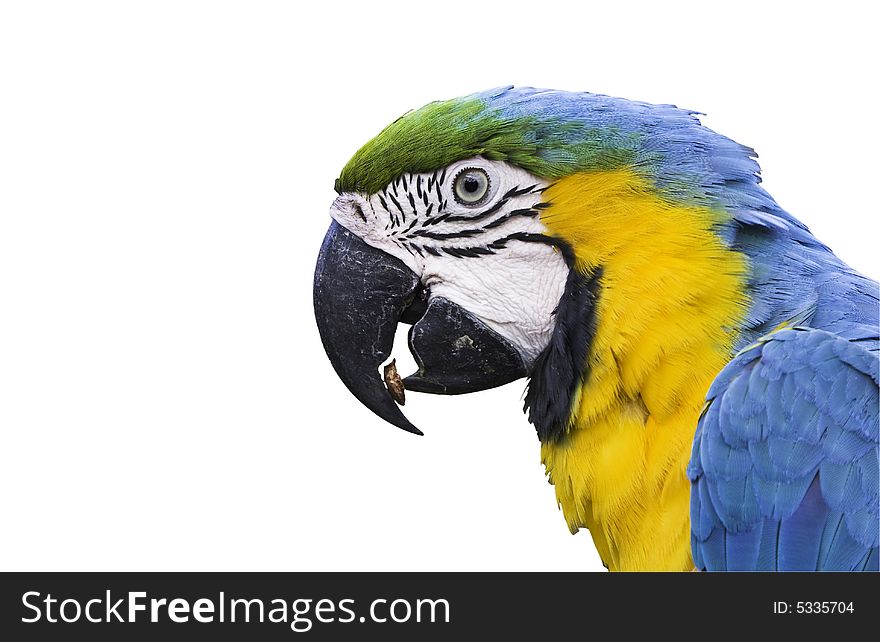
top-left (330, 158), bottom-right (569, 367)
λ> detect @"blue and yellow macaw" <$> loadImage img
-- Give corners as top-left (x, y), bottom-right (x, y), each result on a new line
top-left (313, 87), bottom-right (879, 571)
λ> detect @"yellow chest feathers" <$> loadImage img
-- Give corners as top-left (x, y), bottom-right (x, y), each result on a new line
top-left (537, 170), bottom-right (750, 571)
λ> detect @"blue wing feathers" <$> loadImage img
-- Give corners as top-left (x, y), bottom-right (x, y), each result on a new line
top-left (861, 548), bottom-right (878, 571)
top-left (712, 476), bottom-right (761, 531)
top-left (819, 461), bottom-right (863, 512)
top-left (725, 523), bottom-right (764, 571)
top-left (822, 419), bottom-right (873, 463)
top-left (777, 477), bottom-right (827, 570)
top-left (691, 472), bottom-right (716, 541)
top-left (768, 436), bottom-right (825, 479)
top-left (845, 508), bottom-right (878, 550)
top-left (858, 451), bottom-right (879, 498)
top-left (756, 522), bottom-right (781, 569)
top-left (689, 327), bottom-right (879, 571)
top-left (751, 474), bottom-right (814, 521)
top-left (701, 529), bottom-right (727, 570)
top-left (697, 478), bottom-right (721, 539)
top-left (820, 517), bottom-right (871, 570)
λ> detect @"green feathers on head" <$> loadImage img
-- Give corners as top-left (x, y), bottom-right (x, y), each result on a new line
top-left (335, 86), bottom-right (782, 231)
top-left (337, 96), bottom-right (521, 195)
top-left (336, 89), bottom-right (637, 196)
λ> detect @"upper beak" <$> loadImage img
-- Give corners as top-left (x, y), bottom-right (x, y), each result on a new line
top-left (313, 221), bottom-right (527, 434)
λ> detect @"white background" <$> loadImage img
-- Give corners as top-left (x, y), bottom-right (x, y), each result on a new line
top-left (1, 1), bottom-right (877, 572)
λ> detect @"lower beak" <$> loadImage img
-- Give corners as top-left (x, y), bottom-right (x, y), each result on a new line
top-left (313, 221), bottom-right (526, 434)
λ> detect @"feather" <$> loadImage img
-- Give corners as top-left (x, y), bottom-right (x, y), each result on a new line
top-left (724, 523), bottom-right (764, 571)
top-left (691, 327), bottom-right (879, 570)
top-left (777, 477), bottom-right (827, 570)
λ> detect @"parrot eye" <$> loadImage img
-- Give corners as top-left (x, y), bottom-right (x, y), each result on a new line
top-left (452, 167), bottom-right (491, 206)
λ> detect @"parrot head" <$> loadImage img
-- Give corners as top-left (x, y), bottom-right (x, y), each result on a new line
top-left (313, 86), bottom-right (790, 438)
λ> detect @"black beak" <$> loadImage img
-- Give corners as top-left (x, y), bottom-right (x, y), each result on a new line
top-left (404, 297), bottom-right (526, 394)
top-left (313, 221), bottom-right (527, 434)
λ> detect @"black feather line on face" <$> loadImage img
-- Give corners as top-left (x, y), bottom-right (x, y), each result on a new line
top-left (408, 227), bottom-right (484, 241)
top-left (502, 184), bottom-right (539, 199)
top-left (388, 194), bottom-right (404, 216)
top-left (482, 207), bottom-right (538, 230)
top-left (524, 245), bottom-right (601, 444)
top-left (443, 197), bottom-right (509, 224)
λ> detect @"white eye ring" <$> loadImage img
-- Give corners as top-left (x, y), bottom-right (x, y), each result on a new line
top-left (452, 167), bottom-right (491, 206)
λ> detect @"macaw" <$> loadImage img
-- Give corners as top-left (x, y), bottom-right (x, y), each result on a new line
top-left (313, 87), bottom-right (879, 572)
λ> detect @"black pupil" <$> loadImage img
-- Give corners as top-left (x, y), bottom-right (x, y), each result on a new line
top-left (463, 176), bottom-right (480, 193)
